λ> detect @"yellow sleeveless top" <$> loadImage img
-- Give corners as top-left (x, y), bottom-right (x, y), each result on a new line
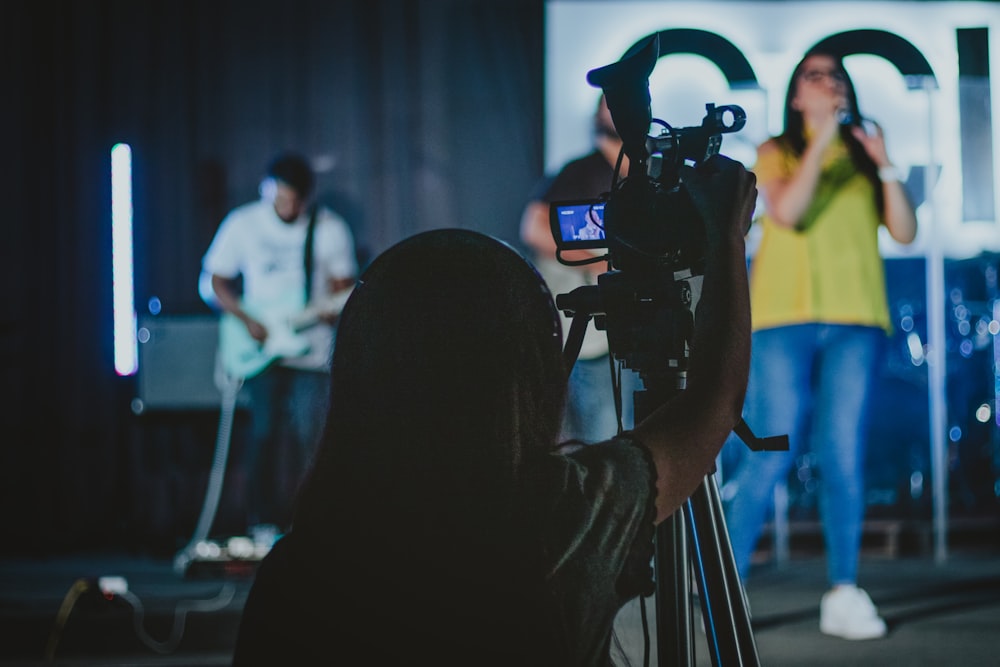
top-left (749, 137), bottom-right (891, 332)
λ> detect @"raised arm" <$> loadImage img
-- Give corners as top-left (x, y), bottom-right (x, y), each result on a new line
top-left (757, 114), bottom-right (838, 230)
top-left (850, 124), bottom-right (917, 244)
top-left (629, 155), bottom-right (756, 523)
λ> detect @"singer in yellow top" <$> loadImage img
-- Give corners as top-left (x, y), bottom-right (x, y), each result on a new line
top-left (722, 49), bottom-right (916, 640)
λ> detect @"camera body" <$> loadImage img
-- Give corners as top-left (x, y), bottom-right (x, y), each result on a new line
top-left (550, 102), bottom-right (745, 278)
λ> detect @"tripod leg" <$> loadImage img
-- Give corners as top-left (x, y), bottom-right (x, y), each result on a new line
top-left (686, 475), bottom-right (760, 666)
top-left (655, 512), bottom-right (694, 666)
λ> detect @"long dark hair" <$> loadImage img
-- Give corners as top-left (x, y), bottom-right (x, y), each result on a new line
top-left (778, 49), bottom-right (884, 214)
top-left (305, 227), bottom-right (566, 514)
top-left (288, 229), bottom-right (567, 661)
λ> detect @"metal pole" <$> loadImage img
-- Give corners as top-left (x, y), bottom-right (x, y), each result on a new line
top-left (920, 75), bottom-right (949, 564)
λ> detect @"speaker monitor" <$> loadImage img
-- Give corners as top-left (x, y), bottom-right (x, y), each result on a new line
top-left (134, 314), bottom-right (245, 411)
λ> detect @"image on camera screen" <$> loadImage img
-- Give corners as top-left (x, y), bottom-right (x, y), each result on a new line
top-left (550, 200), bottom-right (607, 249)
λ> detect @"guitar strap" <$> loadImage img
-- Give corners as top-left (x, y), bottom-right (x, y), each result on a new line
top-left (303, 204), bottom-right (318, 305)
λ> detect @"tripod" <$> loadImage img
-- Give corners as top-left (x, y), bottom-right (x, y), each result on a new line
top-left (638, 388), bottom-right (773, 667)
top-left (561, 283), bottom-right (787, 667)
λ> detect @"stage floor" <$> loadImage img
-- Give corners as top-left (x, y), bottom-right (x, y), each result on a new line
top-left (1, 546), bottom-right (998, 666)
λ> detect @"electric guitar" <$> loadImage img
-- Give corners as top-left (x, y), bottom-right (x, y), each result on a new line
top-left (218, 288), bottom-right (354, 380)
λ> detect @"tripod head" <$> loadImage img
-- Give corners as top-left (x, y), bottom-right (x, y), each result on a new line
top-left (557, 265), bottom-right (694, 399)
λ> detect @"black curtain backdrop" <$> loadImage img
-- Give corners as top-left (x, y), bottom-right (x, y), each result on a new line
top-left (5, 0), bottom-right (545, 556)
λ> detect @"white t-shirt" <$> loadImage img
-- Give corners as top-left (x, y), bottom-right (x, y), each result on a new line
top-left (202, 199), bottom-right (357, 371)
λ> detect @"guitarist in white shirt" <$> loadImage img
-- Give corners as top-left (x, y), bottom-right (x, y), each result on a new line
top-left (200, 152), bottom-right (358, 542)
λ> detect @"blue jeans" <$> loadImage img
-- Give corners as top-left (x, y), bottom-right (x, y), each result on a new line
top-left (562, 354), bottom-right (643, 443)
top-left (243, 366), bottom-right (330, 528)
top-left (722, 323), bottom-right (884, 586)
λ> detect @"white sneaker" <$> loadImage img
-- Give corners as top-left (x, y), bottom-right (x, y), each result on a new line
top-left (819, 585), bottom-right (887, 640)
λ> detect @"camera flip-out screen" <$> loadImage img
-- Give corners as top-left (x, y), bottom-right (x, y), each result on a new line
top-left (550, 199), bottom-right (607, 250)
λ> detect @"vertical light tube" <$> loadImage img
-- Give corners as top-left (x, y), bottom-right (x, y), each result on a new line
top-left (112, 143), bottom-right (137, 376)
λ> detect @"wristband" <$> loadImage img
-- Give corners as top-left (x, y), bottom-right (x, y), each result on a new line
top-left (878, 165), bottom-right (902, 182)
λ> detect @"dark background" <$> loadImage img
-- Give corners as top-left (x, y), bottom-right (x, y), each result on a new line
top-left (3, 0), bottom-right (997, 559)
top-left (5, 0), bottom-right (546, 556)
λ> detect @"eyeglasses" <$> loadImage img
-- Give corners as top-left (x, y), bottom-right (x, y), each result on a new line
top-left (800, 69), bottom-right (847, 85)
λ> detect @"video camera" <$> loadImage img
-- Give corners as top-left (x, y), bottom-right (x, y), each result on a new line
top-left (549, 34), bottom-right (746, 394)
top-left (550, 35), bottom-right (746, 278)
top-left (548, 39), bottom-right (787, 665)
